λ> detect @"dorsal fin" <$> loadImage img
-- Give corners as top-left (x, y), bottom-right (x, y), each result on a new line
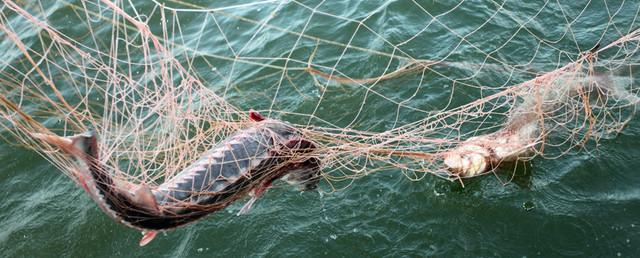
top-left (249, 109), bottom-right (265, 122)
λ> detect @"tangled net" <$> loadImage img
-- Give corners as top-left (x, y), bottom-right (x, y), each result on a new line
top-left (1, 0), bottom-right (639, 201)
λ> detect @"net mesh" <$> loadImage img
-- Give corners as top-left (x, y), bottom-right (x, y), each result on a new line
top-left (1, 0), bottom-right (639, 195)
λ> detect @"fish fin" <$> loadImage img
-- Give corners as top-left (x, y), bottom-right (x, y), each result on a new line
top-left (139, 231), bottom-right (158, 246)
top-left (237, 182), bottom-right (271, 216)
top-left (69, 168), bottom-right (91, 193)
top-left (32, 132), bottom-right (97, 158)
top-left (31, 133), bottom-right (75, 154)
top-left (249, 109), bottom-right (265, 122)
top-left (132, 184), bottom-right (161, 214)
top-left (237, 195), bottom-right (258, 216)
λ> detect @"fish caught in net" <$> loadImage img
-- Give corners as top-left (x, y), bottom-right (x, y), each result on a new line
top-left (0, 0), bottom-right (639, 245)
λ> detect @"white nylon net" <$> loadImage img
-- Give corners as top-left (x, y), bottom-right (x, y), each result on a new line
top-left (1, 0), bottom-right (639, 193)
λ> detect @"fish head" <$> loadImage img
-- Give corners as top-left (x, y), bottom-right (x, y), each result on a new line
top-left (443, 144), bottom-right (490, 177)
top-left (281, 157), bottom-right (322, 191)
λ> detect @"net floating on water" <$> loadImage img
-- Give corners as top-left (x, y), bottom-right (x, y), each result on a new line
top-left (1, 0), bottom-right (639, 246)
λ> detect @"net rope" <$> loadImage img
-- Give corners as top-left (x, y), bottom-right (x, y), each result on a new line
top-left (1, 0), bottom-right (639, 195)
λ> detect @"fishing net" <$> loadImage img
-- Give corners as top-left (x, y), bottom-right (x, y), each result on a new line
top-left (1, 0), bottom-right (639, 198)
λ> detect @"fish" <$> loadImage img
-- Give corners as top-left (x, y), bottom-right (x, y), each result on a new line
top-left (32, 111), bottom-right (321, 246)
top-left (443, 72), bottom-right (638, 177)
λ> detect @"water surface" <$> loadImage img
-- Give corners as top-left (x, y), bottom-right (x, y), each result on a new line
top-left (1, 0), bottom-right (639, 257)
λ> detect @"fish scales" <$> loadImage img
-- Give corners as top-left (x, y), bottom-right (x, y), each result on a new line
top-left (156, 125), bottom-right (277, 205)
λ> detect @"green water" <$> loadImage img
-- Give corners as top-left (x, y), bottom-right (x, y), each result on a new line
top-left (1, 0), bottom-right (640, 257)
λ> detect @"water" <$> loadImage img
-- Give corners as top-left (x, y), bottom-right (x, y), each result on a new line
top-left (1, 0), bottom-right (640, 257)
